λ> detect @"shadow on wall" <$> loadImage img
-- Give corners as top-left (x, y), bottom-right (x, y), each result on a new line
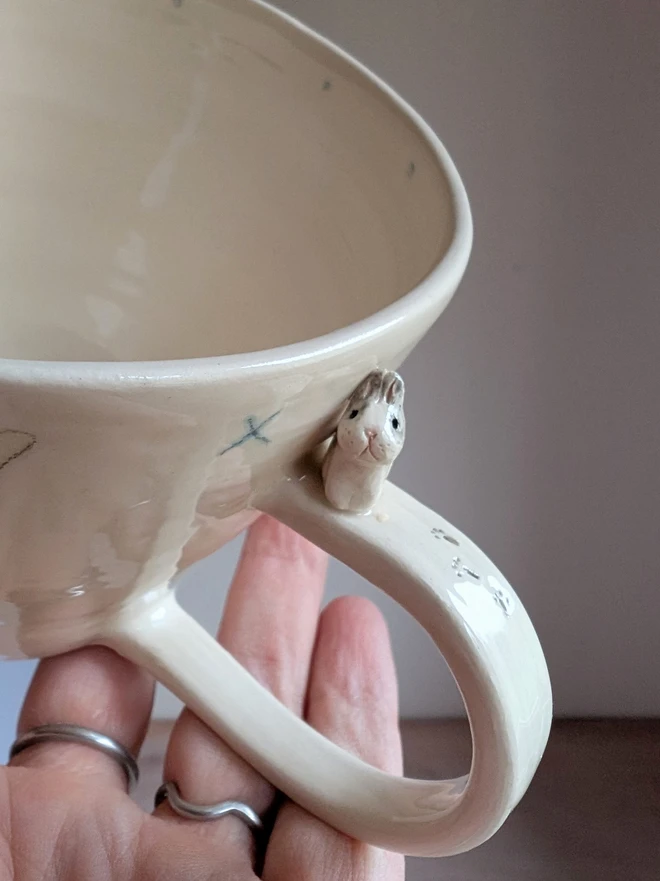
top-left (279, 0), bottom-right (660, 717)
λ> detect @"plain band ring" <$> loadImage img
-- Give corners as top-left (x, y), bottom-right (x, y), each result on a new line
top-left (155, 782), bottom-right (264, 833)
top-left (9, 724), bottom-right (139, 791)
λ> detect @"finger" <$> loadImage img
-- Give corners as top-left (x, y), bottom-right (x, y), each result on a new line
top-left (157, 515), bottom-right (328, 859)
top-left (10, 646), bottom-right (154, 792)
top-left (264, 596), bottom-right (405, 881)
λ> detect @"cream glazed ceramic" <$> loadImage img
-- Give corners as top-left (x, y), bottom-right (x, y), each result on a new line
top-left (0, 0), bottom-right (552, 858)
top-left (322, 369), bottom-right (406, 513)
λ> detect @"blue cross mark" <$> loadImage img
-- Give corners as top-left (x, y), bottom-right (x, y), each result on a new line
top-left (220, 410), bottom-right (282, 456)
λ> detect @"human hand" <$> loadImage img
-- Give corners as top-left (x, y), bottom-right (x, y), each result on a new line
top-left (2, 516), bottom-right (404, 880)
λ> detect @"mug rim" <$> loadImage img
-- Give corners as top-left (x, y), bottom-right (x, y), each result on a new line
top-left (0, 0), bottom-right (472, 388)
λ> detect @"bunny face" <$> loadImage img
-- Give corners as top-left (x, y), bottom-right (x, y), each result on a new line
top-left (335, 370), bottom-right (405, 465)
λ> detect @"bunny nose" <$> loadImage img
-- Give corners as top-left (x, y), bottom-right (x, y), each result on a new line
top-left (366, 429), bottom-right (377, 440)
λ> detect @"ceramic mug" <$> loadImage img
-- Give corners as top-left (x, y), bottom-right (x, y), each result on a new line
top-left (0, 0), bottom-right (552, 858)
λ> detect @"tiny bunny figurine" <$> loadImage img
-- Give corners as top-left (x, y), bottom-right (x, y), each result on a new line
top-left (322, 370), bottom-right (405, 513)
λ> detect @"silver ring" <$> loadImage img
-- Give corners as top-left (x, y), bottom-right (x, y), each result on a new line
top-left (155, 782), bottom-right (263, 834)
top-left (9, 724), bottom-right (139, 792)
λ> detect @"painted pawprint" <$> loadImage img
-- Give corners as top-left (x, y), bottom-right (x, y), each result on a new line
top-left (432, 524), bottom-right (514, 617)
top-left (450, 555), bottom-right (481, 581)
top-left (491, 584), bottom-right (514, 617)
top-left (431, 526), bottom-right (459, 547)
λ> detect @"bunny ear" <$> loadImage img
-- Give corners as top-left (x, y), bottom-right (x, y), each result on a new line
top-left (349, 371), bottom-right (382, 405)
top-left (384, 372), bottom-right (405, 405)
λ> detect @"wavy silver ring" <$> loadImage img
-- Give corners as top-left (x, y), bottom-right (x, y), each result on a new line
top-left (155, 781), bottom-right (263, 834)
top-left (9, 723), bottom-right (139, 791)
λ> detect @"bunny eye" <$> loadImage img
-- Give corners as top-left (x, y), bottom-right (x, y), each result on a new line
top-left (349, 409), bottom-right (359, 419)
top-left (391, 417), bottom-right (400, 430)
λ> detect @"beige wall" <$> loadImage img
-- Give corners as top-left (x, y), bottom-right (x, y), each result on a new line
top-left (152, 0), bottom-right (660, 719)
top-left (1, 1), bottom-right (658, 748)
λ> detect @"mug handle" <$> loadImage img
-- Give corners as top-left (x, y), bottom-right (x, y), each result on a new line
top-left (105, 472), bottom-right (551, 858)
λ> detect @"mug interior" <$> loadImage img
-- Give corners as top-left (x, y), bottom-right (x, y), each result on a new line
top-left (1, 0), bottom-right (455, 362)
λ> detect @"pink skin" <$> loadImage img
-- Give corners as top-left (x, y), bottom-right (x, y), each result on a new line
top-left (3, 516), bottom-right (404, 881)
